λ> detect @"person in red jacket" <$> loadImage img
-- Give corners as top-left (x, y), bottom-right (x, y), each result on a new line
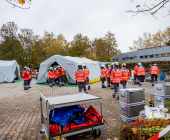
top-left (111, 62), bottom-right (122, 99)
top-left (48, 67), bottom-right (54, 87)
top-left (54, 68), bottom-right (59, 85)
top-left (133, 63), bottom-right (139, 84)
top-left (27, 67), bottom-right (32, 88)
top-left (149, 64), bottom-right (159, 84)
top-left (75, 63), bottom-right (88, 94)
top-left (100, 65), bottom-right (106, 88)
top-left (22, 66), bottom-right (29, 90)
top-left (121, 63), bottom-right (130, 89)
top-left (58, 66), bottom-right (65, 87)
top-left (106, 65), bottom-right (111, 87)
top-left (83, 64), bottom-right (90, 90)
top-left (137, 63), bottom-right (146, 85)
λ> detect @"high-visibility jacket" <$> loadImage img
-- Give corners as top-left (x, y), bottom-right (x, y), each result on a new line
top-left (48, 71), bottom-right (54, 79)
top-left (149, 66), bottom-right (159, 75)
top-left (33, 71), bottom-right (36, 75)
top-left (22, 70), bottom-right (29, 80)
top-left (58, 68), bottom-right (65, 76)
top-left (100, 68), bottom-right (106, 78)
top-left (137, 66), bottom-right (146, 76)
top-left (121, 68), bottom-right (130, 81)
top-left (106, 67), bottom-right (111, 78)
top-left (75, 69), bottom-right (86, 82)
top-left (54, 70), bottom-right (59, 79)
top-left (133, 65), bottom-right (138, 75)
top-left (83, 68), bottom-right (90, 78)
top-left (28, 71), bottom-right (32, 80)
top-left (110, 68), bottom-right (122, 83)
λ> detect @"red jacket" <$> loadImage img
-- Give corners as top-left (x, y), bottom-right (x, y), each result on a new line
top-left (133, 65), bottom-right (138, 75)
top-left (137, 66), bottom-right (146, 76)
top-left (54, 70), bottom-right (59, 79)
top-left (75, 69), bottom-right (86, 82)
top-left (100, 68), bottom-right (106, 78)
top-left (48, 71), bottom-right (54, 79)
top-left (149, 66), bottom-right (159, 75)
top-left (83, 68), bottom-right (90, 78)
top-left (110, 67), bottom-right (122, 83)
top-left (58, 68), bottom-right (65, 76)
top-left (106, 67), bottom-right (111, 78)
top-left (22, 70), bottom-right (29, 80)
top-left (121, 68), bottom-right (130, 81)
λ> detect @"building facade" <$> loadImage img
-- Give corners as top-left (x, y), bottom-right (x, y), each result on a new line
top-left (112, 46), bottom-right (170, 63)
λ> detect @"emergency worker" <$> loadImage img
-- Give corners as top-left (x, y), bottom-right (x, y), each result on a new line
top-left (111, 62), bottom-right (122, 99)
top-left (137, 63), bottom-right (146, 85)
top-left (149, 64), bottom-right (159, 84)
top-left (133, 63), bottom-right (139, 84)
top-left (33, 69), bottom-right (38, 80)
top-left (75, 63), bottom-right (88, 94)
top-left (48, 67), bottom-right (54, 87)
top-left (58, 66), bottom-right (65, 87)
top-left (110, 62), bottom-right (115, 89)
top-left (106, 65), bottom-right (111, 87)
top-left (100, 65), bottom-right (106, 88)
top-left (22, 66), bottom-right (29, 90)
top-left (83, 64), bottom-right (90, 90)
top-left (54, 68), bottom-right (59, 84)
top-left (28, 68), bottom-right (32, 88)
top-left (121, 63), bottom-right (130, 89)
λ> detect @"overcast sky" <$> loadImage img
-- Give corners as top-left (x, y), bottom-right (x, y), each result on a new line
top-left (0, 0), bottom-right (170, 53)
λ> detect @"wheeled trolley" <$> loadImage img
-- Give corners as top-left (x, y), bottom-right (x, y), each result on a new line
top-left (40, 93), bottom-right (105, 139)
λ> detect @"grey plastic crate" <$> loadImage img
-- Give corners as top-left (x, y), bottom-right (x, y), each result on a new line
top-left (119, 88), bottom-right (145, 104)
top-left (154, 83), bottom-right (170, 96)
top-left (119, 101), bottom-right (146, 118)
top-left (141, 82), bottom-right (151, 87)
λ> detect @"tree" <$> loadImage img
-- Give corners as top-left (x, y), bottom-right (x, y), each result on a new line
top-left (129, 26), bottom-right (170, 51)
top-left (127, 0), bottom-right (170, 17)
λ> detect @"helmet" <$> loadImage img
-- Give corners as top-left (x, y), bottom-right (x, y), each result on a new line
top-left (111, 63), bottom-right (114, 66)
top-left (57, 66), bottom-right (61, 68)
top-left (83, 64), bottom-right (86, 67)
top-left (50, 67), bottom-right (53, 70)
top-left (108, 65), bottom-right (111, 67)
top-left (101, 64), bottom-right (105, 67)
top-left (138, 63), bottom-right (142, 66)
top-left (153, 63), bottom-right (157, 66)
top-left (122, 63), bottom-right (126, 67)
top-left (115, 62), bottom-right (119, 66)
top-left (35, 69), bottom-right (37, 71)
top-left (24, 66), bottom-right (27, 69)
top-left (78, 62), bottom-right (83, 66)
top-left (54, 68), bottom-right (56, 70)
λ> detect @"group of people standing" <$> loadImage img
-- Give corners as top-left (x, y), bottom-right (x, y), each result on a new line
top-left (100, 62), bottom-right (130, 99)
top-left (47, 66), bottom-right (65, 87)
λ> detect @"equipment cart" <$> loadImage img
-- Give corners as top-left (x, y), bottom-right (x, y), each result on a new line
top-left (40, 93), bottom-right (105, 139)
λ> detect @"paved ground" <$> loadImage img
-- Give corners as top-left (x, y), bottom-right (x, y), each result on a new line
top-left (0, 79), bottom-right (154, 140)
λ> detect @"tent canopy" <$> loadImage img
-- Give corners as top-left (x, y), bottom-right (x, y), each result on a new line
top-left (0, 60), bottom-right (21, 83)
top-left (37, 55), bottom-right (103, 84)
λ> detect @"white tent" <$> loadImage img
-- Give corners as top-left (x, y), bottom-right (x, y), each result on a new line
top-left (0, 60), bottom-right (21, 83)
top-left (37, 55), bottom-right (103, 84)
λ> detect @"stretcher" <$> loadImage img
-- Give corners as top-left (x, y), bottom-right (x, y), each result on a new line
top-left (40, 93), bottom-right (105, 139)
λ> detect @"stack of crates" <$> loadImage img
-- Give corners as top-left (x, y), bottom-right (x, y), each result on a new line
top-left (118, 88), bottom-right (146, 124)
top-left (153, 83), bottom-right (170, 107)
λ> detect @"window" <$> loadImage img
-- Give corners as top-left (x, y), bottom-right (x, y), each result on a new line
top-left (140, 56), bottom-right (143, 59)
top-left (113, 59), bottom-right (116, 61)
top-left (123, 58), bottom-right (125, 60)
top-left (145, 55), bottom-right (149, 58)
top-left (150, 55), bottom-right (154, 58)
top-left (130, 57), bottom-right (133, 60)
top-left (116, 59), bottom-right (119, 61)
top-left (126, 57), bottom-right (129, 60)
top-left (161, 53), bottom-right (166, 57)
top-left (134, 56), bottom-right (137, 59)
top-left (167, 53), bottom-right (170, 56)
top-left (155, 54), bottom-right (160, 57)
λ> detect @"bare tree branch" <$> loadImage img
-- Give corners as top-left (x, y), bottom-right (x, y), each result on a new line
top-left (6, 0), bottom-right (30, 9)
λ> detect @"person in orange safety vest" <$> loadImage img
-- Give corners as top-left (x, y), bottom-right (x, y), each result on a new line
top-left (133, 63), bottom-right (139, 84)
top-left (54, 67), bottom-right (59, 85)
top-left (75, 63), bottom-right (88, 94)
top-left (137, 63), bottom-right (145, 85)
top-left (58, 66), bottom-right (65, 87)
top-left (48, 67), bottom-right (54, 87)
top-left (100, 65), bottom-right (106, 88)
top-left (149, 63), bottom-right (159, 84)
top-left (106, 65), bottom-right (111, 87)
top-left (111, 62), bottom-right (122, 100)
top-left (27, 67), bottom-right (32, 88)
top-left (83, 64), bottom-right (90, 90)
top-left (22, 66), bottom-right (29, 90)
top-left (121, 63), bottom-right (130, 89)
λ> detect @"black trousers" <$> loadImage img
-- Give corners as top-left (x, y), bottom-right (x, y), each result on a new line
top-left (48, 79), bottom-right (53, 86)
top-left (77, 82), bottom-right (87, 93)
top-left (139, 76), bottom-right (145, 83)
top-left (134, 74), bottom-right (137, 82)
top-left (23, 80), bottom-right (29, 89)
top-left (151, 74), bottom-right (158, 82)
top-left (101, 78), bottom-right (105, 86)
top-left (122, 81), bottom-right (127, 89)
top-left (113, 83), bottom-right (119, 93)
